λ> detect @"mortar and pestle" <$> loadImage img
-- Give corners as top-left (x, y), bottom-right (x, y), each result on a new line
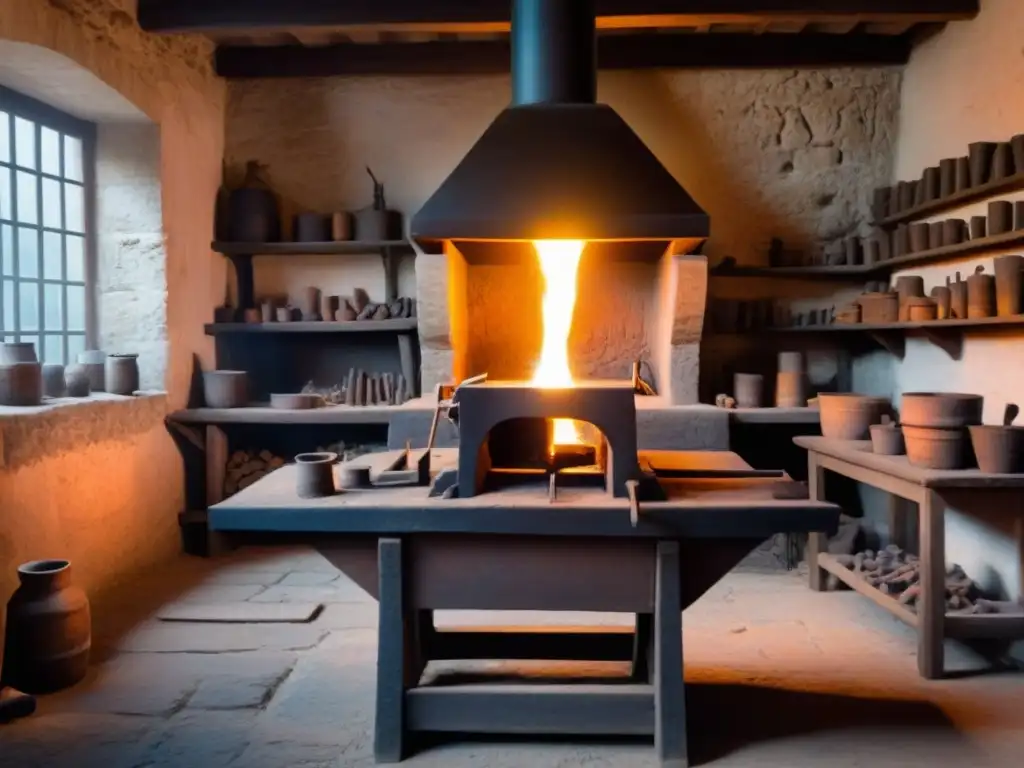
top-left (969, 404), bottom-right (1024, 474)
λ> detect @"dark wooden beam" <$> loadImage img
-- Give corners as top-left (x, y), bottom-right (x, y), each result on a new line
top-left (139, 1), bottom-right (979, 34)
top-left (215, 32), bottom-right (912, 79)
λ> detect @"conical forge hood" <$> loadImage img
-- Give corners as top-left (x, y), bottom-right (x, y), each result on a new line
top-left (410, 0), bottom-right (709, 257)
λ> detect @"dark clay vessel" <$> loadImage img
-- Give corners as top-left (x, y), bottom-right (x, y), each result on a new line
top-left (295, 452), bottom-right (338, 498)
top-left (988, 201), bottom-right (1014, 235)
top-left (228, 188), bottom-right (281, 242)
top-left (3, 560), bottom-right (91, 694)
top-left (105, 354), bottom-right (139, 396)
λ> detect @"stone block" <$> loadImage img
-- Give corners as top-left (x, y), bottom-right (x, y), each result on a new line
top-left (134, 711), bottom-right (257, 768)
top-left (100, 234), bottom-right (167, 293)
top-left (117, 623), bottom-right (327, 653)
top-left (277, 571), bottom-right (340, 587)
top-left (175, 583), bottom-right (268, 603)
top-left (249, 579), bottom-right (372, 605)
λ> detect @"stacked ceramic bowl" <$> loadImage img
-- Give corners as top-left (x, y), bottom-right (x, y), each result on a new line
top-left (900, 393), bottom-right (983, 469)
top-left (0, 342), bottom-right (43, 407)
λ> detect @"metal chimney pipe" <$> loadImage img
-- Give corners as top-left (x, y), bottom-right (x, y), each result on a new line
top-left (511, 0), bottom-right (596, 106)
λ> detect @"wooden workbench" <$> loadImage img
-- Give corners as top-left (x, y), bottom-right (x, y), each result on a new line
top-left (211, 449), bottom-right (839, 767)
top-left (796, 436), bottom-right (1024, 680)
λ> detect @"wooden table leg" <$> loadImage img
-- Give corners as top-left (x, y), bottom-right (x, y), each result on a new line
top-left (631, 613), bottom-right (653, 682)
top-left (654, 541), bottom-right (687, 767)
top-left (204, 425), bottom-right (233, 557)
top-left (375, 538), bottom-right (408, 762)
top-left (917, 490), bottom-right (946, 680)
top-left (806, 452), bottom-right (828, 591)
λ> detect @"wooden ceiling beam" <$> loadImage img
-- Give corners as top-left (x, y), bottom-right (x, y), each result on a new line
top-left (139, 1), bottom-right (979, 34)
top-left (215, 32), bottom-right (912, 79)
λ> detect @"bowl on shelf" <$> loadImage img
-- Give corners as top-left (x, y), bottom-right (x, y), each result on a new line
top-left (903, 425), bottom-right (968, 470)
top-left (270, 393), bottom-right (324, 410)
top-left (869, 423), bottom-right (905, 456)
top-left (899, 392), bottom-right (983, 428)
top-left (818, 393), bottom-right (891, 440)
top-left (968, 425), bottom-right (1024, 474)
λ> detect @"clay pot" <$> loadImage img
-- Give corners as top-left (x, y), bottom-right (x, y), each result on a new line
top-left (903, 426), bottom-right (968, 470)
top-left (775, 371), bottom-right (806, 408)
top-left (939, 158), bottom-right (957, 198)
top-left (293, 213), bottom-right (331, 243)
top-left (0, 362), bottom-right (43, 406)
top-left (921, 166), bottom-right (940, 201)
top-left (242, 307), bottom-right (261, 324)
top-left (320, 295), bottom-right (339, 323)
top-left (1011, 135), bottom-right (1024, 176)
top-left (871, 187), bottom-right (891, 220)
top-left (0, 342), bottom-right (37, 364)
top-left (844, 236), bottom-right (861, 265)
top-left (893, 225), bottom-right (909, 258)
top-left (929, 222), bottom-right (944, 250)
top-left (42, 364), bottom-right (65, 398)
top-left (908, 223), bottom-right (930, 253)
top-left (295, 452), bottom-right (337, 498)
top-left (864, 237), bottom-right (880, 266)
top-left (105, 354), bottom-right (139, 396)
top-left (76, 351), bottom-right (106, 392)
top-left (990, 142), bottom-right (1015, 181)
top-left (942, 218), bottom-right (966, 246)
top-left (63, 364), bottom-right (91, 398)
top-left (968, 141), bottom-right (997, 187)
top-left (275, 306), bottom-right (294, 323)
top-left (988, 201), bottom-right (1014, 236)
top-left (269, 393), bottom-right (323, 410)
top-left (778, 351), bottom-right (803, 373)
top-left (1015, 201), bottom-right (1024, 231)
top-left (895, 275), bottom-right (925, 321)
top-left (203, 370), bottom-right (248, 408)
top-left (354, 209), bottom-right (402, 241)
top-left (949, 272), bottom-right (968, 319)
top-left (858, 292), bottom-right (899, 324)
top-left (870, 424), bottom-right (905, 456)
top-left (970, 215), bottom-right (987, 240)
top-left (301, 287), bottom-right (321, 321)
top-left (900, 392), bottom-right (983, 428)
top-left (966, 265), bottom-right (995, 318)
top-left (930, 285), bottom-right (952, 320)
top-left (227, 187), bottom-right (280, 242)
top-left (3, 560), bottom-right (91, 694)
top-left (994, 255), bottom-right (1023, 316)
top-left (896, 181), bottom-right (913, 211)
top-left (954, 156), bottom-right (971, 192)
top-left (331, 212), bottom-right (354, 241)
top-left (906, 296), bottom-right (938, 322)
top-left (733, 373), bottom-right (763, 409)
top-left (969, 425), bottom-right (1024, 474)
top-left (256, 302), bottom-right (272, 323)
top-left (911, 180), bottom-right (924, 207)
top-left (818, 394), bottom-right (891, 440)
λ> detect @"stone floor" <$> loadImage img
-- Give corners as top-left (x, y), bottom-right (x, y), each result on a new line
top-left (1, 546), bottom-right (1023, 767)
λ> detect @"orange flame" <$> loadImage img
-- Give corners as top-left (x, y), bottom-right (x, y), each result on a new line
top-left (530, 240), bottom-right (584, 446)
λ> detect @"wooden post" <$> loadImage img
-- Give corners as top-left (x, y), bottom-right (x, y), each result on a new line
top-left (806, 452), bottom-right (828, 591)
top-left (917, 490), bottom-right (946, 680)
top-left (631, 613), bottom-right (652, 682)
top-left (654, 540), bottom-right (687, 767)
top-left (375, 537), bottom-right (406, 762)
top-left (204, 425), bottom-right (232, 557)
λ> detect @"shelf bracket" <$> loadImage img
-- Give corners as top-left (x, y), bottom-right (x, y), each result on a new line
top-left (228, 253), bottom-right (255, 309)
top-left (866, 331), bottom-right (905, 359)
top-left (919, 329), bottom-right (963, 360)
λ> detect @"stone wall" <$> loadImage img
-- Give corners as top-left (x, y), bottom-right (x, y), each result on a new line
top-left (0, 0), bottom-right (225, 643)
top-left (227, 67), bottom-right (900, 396)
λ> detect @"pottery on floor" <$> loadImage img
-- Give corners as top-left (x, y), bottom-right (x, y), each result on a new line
top-left (903, 426), bottom-right (968, 470)
top-left (0, 363), bottom-right (43, 406)
top-left (3, 559), bottom-right (91, 694)
top-left (969, 425), bottom-right (1024, 474)
top-left (105, 354), bottom-right (139, 396)
top-left (733, 373), bottom-right (763, 409)
top-left (994, 254), bottom-right (1023, 316)
top-left (202, 370), bottom-right (248, 408)
top-left (42, 364), bottom-right (66, 398)
top-left (269, 393), bottom-right (323, 410)
top-left (63, 364), bottom-right (91, 398)
top-left (870, 423), bottom-right (905, 456)
top-left (76, 351), bottom-right (106, 392)
top-left (295, 452), bottom-right (338, 499)
top-left (0, 342), bottom-right (37, 364)
top-left (818, 393), bottom-right (891, 440)
top-left (900, 392), bottom-right (983, 428)
top-left (966, 264), bottom-right (995, 318)
top-left (858, 292), bottom-right (899, 324)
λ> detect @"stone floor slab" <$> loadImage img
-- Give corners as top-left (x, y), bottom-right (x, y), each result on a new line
top-left (248, 580), bottom-right (371, 605)
top-left (117, 622), bottom-right (327, 653)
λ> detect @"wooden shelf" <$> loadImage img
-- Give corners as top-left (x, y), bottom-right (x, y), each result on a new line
top-left (769, 314), bottom-right (1024, 334)
top-left (710, 228), bottom-right (1024, 281)
top-left (169, 403), bottom-right (432, 426)
top-left (874, 171), bottom-right (1024, 229)
top-left (819, 553), bottom-right (1024, 641)
top-left (212, 240), bottom-right (415, 256)
top-left (204, 319), bottom-right (417, 335)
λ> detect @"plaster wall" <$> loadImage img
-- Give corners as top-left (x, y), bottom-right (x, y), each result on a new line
top-left (227, 67), bottom-right (900, 394)
top-left (853, 0), bottom-right (1024, 603)
top-left (0, 0), bottom-right (225, 663)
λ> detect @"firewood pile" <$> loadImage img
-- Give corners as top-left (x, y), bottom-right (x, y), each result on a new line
top-left (224, 449), bottom-right (285, 496)
top-left (835, 545), bottom-right (1023, 615)
top-left (301, 371), bottom-right (413, 407)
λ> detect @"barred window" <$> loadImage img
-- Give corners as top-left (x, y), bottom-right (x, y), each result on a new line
top-left (0, 86), bottom-right (95, 365)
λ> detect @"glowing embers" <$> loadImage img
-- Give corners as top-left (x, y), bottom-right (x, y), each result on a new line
top-left (486, 417), bottom-right (603, 490)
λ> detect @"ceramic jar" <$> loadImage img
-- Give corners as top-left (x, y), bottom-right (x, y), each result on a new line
top-left (3, 560), bottom-right (91, 694)
top-left (77, 350), bottom-right (106, 392)
top-left (42, 364), bottom-right (66, 398)
top-left (966, 265), bottom-right (995, 318)
top-left (0, 362), bottom-right (43, 406)
top-left (733, 373), bottom-right (764, 409)
top-left (203, 370), bottom-right (248, 408)
top-left (295, 452), bottom-right (338, 498)
top-left (63, 364), bottom-right (91, 397)
top-left (0, 342), bottom-right (37, 364)
top-left (105, 354), bottom-right (139, 396)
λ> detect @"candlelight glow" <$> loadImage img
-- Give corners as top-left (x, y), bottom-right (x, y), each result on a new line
top-left (530, 239), bottom-right (585, 446)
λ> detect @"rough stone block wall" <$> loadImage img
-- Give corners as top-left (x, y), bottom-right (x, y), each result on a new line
top-left (228, 67), bottom-right (899, 395)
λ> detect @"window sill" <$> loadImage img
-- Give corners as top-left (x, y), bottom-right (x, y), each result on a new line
top-left (0, 391), bottom-right (168, 470)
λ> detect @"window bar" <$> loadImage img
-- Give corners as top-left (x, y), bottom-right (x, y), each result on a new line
top-left (83, 129), bottom-right (97, 353)
top-left (36, 119), bottom-right (44, 362)
top-left (60, 132), bottom-right (68, 364)
top-left (0, 113), bottom-right (6, 336)
top-left (9, 115), bottom-right (19, 342)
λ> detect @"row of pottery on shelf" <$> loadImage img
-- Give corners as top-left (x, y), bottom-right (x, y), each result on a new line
top-left (715, 351), bottom-right (807, 409)
top-left (202, 369), bottom-right (415, 409)
top-left (0, 344), bottom-right (139, 405)
top-left (891, 200), bottom-right (1024, 258)
top-left (214, 290), bottom-right (416, 324)
top-left (1, 559), bottom-right (91, 698)
top-left (871, 135), bottom-right (1024, 219)
top-left (221, 161), bottom-right (403, 242)
top-left (837, 257), bottom-right (1023, 324)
